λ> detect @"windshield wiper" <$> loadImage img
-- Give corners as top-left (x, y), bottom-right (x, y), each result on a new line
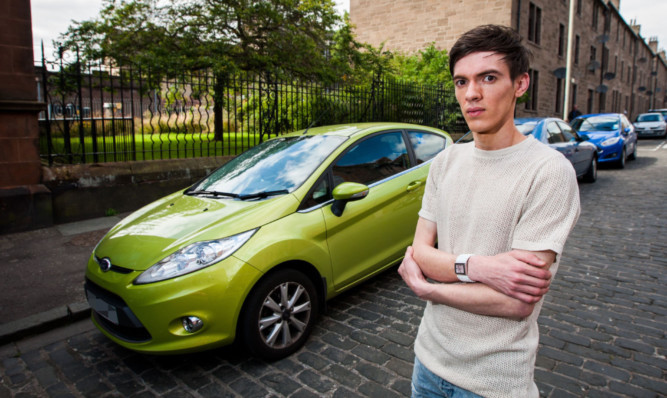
top-left (238, 190), bottom-right (289, 200)
top-left (185, 190), bottom-right (240, 198)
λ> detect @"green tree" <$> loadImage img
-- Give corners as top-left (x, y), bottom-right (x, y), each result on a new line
top-left (387, 44), bottom-right (462, 128)
top-left (59, 0), bottom-right (375, 140)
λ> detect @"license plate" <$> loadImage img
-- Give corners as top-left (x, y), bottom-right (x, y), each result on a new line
top-left (86, 289), bottom-right (119, 325)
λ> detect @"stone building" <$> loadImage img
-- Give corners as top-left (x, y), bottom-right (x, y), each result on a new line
top-left (350, 0), bottom-right (667, 120)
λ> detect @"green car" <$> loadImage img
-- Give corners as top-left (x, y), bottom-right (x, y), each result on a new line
top-left (85, 122), bottom-right (452, 359)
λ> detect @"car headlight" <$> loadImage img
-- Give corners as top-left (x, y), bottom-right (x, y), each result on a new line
top-left (134, 229), bottom-right (257, 284)
top-left (600, 136), bottom-right (621, 147)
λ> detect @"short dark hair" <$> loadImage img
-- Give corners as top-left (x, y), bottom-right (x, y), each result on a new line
top-left (449, 24), bottom-right (531, 80)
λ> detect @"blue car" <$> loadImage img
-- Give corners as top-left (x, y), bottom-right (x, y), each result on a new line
top-left (570, 113), bottom-right (637, 168)
top-left (516, 117), bottom-right (598, 182)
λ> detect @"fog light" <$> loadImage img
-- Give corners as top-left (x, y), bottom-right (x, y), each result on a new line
top-left (182, 316), bottom-right (203, 333)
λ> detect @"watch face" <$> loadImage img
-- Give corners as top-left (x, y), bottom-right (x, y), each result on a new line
top-left (455, 263), bottom-right (465, 275)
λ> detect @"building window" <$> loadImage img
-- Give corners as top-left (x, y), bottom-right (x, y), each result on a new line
top-left (556, 78), bottom-right (563, 113)
top-left (575, 35), bottom-right (580, 64)
top-left (587, 89), bottom-right (594, 113)
top-left (571, 83), bottom-right (578, 109)
top-left (528, 3), bottom-right (542, 45)
top-left (526, 69), bottom-right (539, 111)
top-left (621, 60), bottom-right (624, 80)
top-left (577, 0), bottom-right (582, 15)
top-left (592, 4), bottom-right (599, 30)
top-left (590, 46), bottom-right (597, 62)
top-left (599, 92), bottom-right (606, 112)
top-left (558, 24), bottom-right (565, 57)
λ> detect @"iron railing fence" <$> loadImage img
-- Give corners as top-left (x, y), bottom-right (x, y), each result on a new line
top-left (36, 55), bottom-right (467, 165)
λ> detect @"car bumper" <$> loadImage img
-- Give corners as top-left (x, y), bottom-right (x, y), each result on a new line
top-left (85, 254), bottom-right (261, 354)
top-left (636, 129), bottom-right (665, 137)
top-left (597, 142), bottom-right (624, 163)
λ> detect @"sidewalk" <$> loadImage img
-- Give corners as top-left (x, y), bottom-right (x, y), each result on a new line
top-left (0, 214), bottom-right (128, 345)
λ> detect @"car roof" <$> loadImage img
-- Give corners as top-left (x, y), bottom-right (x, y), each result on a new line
top-left (515, 117), bottom-right (544, 124)
top-left (288, 122), bottom-right (449, 138)
top-left (576, 113), bottom-right (622, 118)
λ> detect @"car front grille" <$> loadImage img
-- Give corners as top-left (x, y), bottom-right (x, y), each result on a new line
top-left (85, 279), bottom-right (152, 343)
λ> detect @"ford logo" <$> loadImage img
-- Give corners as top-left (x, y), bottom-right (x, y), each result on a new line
top-left (99, 257), bottom-right (112, 272)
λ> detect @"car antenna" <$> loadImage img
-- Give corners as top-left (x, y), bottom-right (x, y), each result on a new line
top-left (302, 101), bottom-right (333, 135)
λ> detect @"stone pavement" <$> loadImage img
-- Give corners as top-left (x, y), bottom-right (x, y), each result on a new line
top-left (0, 139), bottom-right (665, 397)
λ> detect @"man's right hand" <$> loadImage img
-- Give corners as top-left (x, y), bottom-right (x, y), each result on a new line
top-left (467, 250), bottom-right (555, 304)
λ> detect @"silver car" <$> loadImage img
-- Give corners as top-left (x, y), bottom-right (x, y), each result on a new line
top-left (633, 113), bottom-right (667, 138)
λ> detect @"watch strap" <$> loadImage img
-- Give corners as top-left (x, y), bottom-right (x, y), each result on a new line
top-left (455, 254), bottom-right (475, 283)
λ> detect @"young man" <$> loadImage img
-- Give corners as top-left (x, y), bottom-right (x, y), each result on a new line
top-left (398, 25), bottom-right (580, 397)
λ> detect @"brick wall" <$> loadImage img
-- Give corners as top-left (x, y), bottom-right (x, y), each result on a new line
top-left (350, 0), bottom-right (514, 55)
top-left (350, 0), bottom-right (666, 120)
top-left (0, 0), bottom-right (42, 187)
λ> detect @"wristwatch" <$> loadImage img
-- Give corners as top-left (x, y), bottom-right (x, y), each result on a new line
top-left (455, 254), bottom-right (475, 283)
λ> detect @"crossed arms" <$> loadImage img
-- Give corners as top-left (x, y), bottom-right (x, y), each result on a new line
top-left (398, 217), bottom-right (556, 319)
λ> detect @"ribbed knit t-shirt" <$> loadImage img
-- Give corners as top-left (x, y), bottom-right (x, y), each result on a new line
top-left (415, 136), bottom-right (581, 397)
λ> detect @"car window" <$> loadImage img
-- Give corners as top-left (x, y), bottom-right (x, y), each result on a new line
top-left (191, 135), bottom-right (345, 197)
top-left (407, 131), bottom-right (447, 164)
top-left (621, 116), bottom-right (631, 130)
top-left (573, 116), bottom-right (618, 131)
top-left (516, 122), bottom-right (537, 135)
top-left (301, 175), bottom-right (332, 209)
top-left (546, 122), bottom-right (565, 144)
top-left (332, 132), bottom-right (409, 186)
top-left (556, 121), bottom-right (575, 141)
top-left (637, 114), bottom-right (661, 122)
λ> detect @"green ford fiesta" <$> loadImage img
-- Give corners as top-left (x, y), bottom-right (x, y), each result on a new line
top-left (85, 122), bottom-right (452, 360)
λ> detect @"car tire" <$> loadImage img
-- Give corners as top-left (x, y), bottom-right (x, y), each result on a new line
top-left (628, 143), bottom-right (637, 161)
top-left (240, 268), bottom-right (319, 361)
top-left (617, 147), bottom-right (626, 169)
top-left (583, 156), bottom-right (597, 183)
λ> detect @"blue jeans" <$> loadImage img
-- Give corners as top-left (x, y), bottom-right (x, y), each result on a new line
top-left (411, 357), bottom-right (483, 398)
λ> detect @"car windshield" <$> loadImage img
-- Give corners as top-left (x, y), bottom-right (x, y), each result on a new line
top-left (572, 116), bottom-right (619, 132)
top-left (188, 135), bottom-right (346, 199)
top-left (636, 114), bottom-right (661, 122)
top-left (515, 122), bottom-right (537, 136)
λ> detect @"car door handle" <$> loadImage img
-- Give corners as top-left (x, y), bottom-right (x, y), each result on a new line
top-left (406, 180), bottom-right (424, 191)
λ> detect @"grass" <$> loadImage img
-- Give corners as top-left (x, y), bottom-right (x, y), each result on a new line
top-left (40, 131), bottom-right (261, 164)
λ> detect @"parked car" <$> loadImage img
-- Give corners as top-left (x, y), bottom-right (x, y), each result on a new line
top-left (85, 123), bottom-right (452, 359)
top-left (635, 112), bottom-right (667, 138)
top-left (515, 117), bottom-right (598, 183)
top-left (570, 113), bottom-right (637, 168)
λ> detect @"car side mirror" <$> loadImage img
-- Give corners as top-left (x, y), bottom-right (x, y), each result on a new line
top-left (578, 133), bottom-right (590, 141)
top-left (331, 182), bottom-right (369, 217)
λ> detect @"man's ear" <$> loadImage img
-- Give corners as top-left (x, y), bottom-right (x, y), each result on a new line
top-left (514, 73), bottom-right (530, 98)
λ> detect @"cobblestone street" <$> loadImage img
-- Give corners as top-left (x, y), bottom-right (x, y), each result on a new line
top-left (1, 139), bottom-right (665, 398)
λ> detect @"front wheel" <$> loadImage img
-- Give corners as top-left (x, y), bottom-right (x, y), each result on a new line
top-left (628, 142), bottom-right (637, 160)
top-left (582, 156), bottom-right (597, 183)
top-left (240, 269), bottom-right (319, 360)
top-left (616, 147), bottom-right (626, 169)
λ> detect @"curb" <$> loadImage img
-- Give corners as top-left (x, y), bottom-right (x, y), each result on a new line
top-left (0, 302), bottom-right (91, 346)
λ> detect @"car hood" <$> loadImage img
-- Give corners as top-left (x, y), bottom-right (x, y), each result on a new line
top-left (94, 191), bottom-right (299, 270)
top-left (634, 121), bottom-right (664, 128)
top-left (580, 130), bottom-right (618, 143)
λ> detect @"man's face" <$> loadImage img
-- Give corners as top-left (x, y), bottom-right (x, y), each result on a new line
top-left (452, 52), bottom-right (528, 135)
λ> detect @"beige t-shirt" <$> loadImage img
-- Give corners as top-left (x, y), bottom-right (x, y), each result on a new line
top-left (415, 136), bottom-right (580, 398)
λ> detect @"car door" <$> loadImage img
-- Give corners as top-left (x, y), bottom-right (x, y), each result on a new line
top-left (620, 115), bottom-right (637, 153)
top-left (322, 130), bottom-right (428, 290)
top-left (546, 121), bottom-right (577, 168)
top-left (557, 121), bottom-right (589, 175)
